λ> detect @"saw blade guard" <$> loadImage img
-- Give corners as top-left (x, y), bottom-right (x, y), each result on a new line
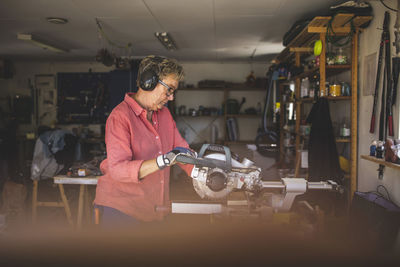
top-left (190, 144), bottom-right (260, 200)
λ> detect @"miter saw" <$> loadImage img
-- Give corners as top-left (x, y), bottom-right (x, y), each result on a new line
top-left (168, 144), bottom-right (342, 216)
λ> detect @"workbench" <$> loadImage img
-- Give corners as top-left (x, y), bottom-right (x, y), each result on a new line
top-left (32, 175), bottom-right (99, 229)
top-left (53, 175), bottom-right (99, 229)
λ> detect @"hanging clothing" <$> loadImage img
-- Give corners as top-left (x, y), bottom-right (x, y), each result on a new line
top-left (306, 98), bottom-right (343, 183)
top-left (30, 130), bottom-right (79, 181)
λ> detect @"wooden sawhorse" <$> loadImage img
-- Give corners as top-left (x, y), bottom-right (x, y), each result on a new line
top-left (32, 179), bottom-right (74, 226)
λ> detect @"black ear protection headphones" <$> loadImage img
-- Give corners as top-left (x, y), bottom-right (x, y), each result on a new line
top-left (139, 56), bottom-right (165, 91)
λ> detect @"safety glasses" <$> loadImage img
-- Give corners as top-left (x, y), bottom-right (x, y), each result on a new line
top-left (158, 80), bottom-right (177, 97)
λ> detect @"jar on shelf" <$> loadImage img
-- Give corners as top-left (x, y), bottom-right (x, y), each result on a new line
top-left (335, 48), bottom-right (347, 64)
top-left (329, 82), bottom-right (342, 97)
top-left (341, 82), bottom-right (351, 96)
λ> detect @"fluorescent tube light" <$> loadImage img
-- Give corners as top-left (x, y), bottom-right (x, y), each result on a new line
top-left (17, 33), bottom-right (69, 53)
top-left (155, 32), bottom-right (177, 51)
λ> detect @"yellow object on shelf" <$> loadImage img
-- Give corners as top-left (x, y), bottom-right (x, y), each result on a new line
top-left (329, 84), bottom-right (341, 97)
top-left (339, 156), bottom-right (350, 173)
top-left (314, 40), bottom-right (322, 56)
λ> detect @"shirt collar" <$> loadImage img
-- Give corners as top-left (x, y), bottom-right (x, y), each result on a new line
top-left (125, 93), bottom-right (145, 117)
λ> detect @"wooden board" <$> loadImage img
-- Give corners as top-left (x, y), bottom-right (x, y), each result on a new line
top-left (53, 175), bottom-right (99, 185)
top-left (361, 155), bottom-right (400, 171)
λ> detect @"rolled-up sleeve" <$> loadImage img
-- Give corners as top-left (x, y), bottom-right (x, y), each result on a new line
top-left (171, 118), bottom-right (194, 176)
top-left (105, 114), bottom-right (144, 183)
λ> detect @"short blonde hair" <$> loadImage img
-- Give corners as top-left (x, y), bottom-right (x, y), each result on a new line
top-left (137, 55), bottom-right (184, 87)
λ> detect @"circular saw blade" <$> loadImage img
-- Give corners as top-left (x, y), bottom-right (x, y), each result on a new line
top-left (192, 178), bottom-right (233, 200)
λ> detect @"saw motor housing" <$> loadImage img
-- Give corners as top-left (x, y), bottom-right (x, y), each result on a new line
top-left (190, 145), bottom-right (262, 200)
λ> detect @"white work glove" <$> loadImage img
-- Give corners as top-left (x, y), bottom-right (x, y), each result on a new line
top-left (156, 147), bottom-right (197, 170)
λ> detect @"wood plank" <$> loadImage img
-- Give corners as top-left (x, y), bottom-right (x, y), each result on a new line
top-left (289, 47), bottom-right (313, 52)
top-left (351, 30), bottom-right (359, 200)
top-left (295, 52), bottom-right (301, 174)
top-left (361, 155), bottom-right (400, 171)
top-left (32, 180), bottom-right (38, 224)
top-left (77, 184), bottom-right (85, 229)
top-left (36, 202), bottom-right (65, 207)
top-left (319, 33), bottom-right (326, 98)
top-left (332, 13), bottom-right (355, 27)
top-left (353, 16), bottom-right (373, 28)
top-left (54, 175), bottom-right (99, 185)
top-left (58, 184), bottom-right (74, 226)
top-left (308, 26), bottom-right (351, 34)
top-left (279, 83), bottom-right (285, 164)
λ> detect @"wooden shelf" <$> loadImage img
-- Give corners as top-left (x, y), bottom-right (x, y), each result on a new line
top-left (224, 140), bottom-right (256, 145)
top-left (292, 67), bottom-right (318, 80)
top-left (291, 64), bottom-right (351, 81)
top-left (361, 155), bottom-right (400, 171)
top-left (176, 115), bottom-right (222, 118)
top-left (226, 114), bottom-right (260, 118)
top-left (179, 87), bottom-right (225, 91)
top-left (179, 87), bottom-right (264, 91)
top-left (277, 12), bottom-right (370, 201)
top-left (176, 85), bottom-right (264, 148)
top-left (327, 64), bottom-right (351, 69)
top-left (277, 14), bottom-right (372, 62)
top-left (299, 96), bottom-right (352, 102)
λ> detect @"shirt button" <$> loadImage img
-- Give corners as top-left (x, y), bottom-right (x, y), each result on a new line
top-left (159, 151), bottom-right (162, 155)
top-left (153, 122), bottom-right (156, 124)
top-left (160, 180), bottom-right (164, 184)
top-left (156, 136), bottom-right (159, 139)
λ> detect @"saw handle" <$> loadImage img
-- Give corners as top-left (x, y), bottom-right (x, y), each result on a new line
top-left (370, 115), bottom-right (375, 133)
top-left (198, 144), bottom-right (232, 171)
top-left (388, 115), bottom-right (394, 136)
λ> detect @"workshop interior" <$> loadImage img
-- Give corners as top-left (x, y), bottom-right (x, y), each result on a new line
top-left (0, 0), bottom-right (400, 265)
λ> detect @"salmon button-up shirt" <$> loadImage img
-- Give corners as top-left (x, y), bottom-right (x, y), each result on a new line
top-left (94, 93), bottom-right (193, 221)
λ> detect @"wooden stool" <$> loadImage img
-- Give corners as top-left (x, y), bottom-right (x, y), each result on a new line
top-left (31, 180), bottom-right (74, 226)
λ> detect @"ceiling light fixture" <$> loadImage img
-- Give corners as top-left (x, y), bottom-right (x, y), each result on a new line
top-left (46, 17), bottom-right (68, 25)
top-left (155, 32), bottom-right (177, 51)
top-left (17, 33), bottom-right (69, 53)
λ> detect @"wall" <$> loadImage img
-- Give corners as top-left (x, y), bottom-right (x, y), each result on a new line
top-left (0, 58), bottom-right (275, 173)
top-left (0, 60), bottom-right (269, 144)
top-left (0, 61), bottom-right (114, 134)
top-left (358, 0), bottom-right (400, 205)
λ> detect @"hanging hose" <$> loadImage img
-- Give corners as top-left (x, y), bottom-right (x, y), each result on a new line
top-left (326, 13), bottom-right (355, 47)
top-left (255, 67), bottom-right (279, 158)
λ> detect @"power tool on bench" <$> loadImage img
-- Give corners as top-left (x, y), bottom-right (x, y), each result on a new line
top-left (171, 144), bottom-right (342, 216)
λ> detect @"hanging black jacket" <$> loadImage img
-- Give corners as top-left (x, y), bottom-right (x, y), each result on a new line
top-left (306, 98), bottom-right (343, 183)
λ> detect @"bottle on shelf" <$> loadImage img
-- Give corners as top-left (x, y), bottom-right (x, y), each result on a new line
top-left (300, 77), bottom-right (310, 98)
top-left (320, 81), bottom-right (329, 97)
top-left (340, 121), bottom-right (351, 138)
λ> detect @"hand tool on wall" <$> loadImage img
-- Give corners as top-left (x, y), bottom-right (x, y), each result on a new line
top-left (390, 0), bottom-right (400, 136)
top-left (370, 12), bottom-right (392, 140)
top-left (369, 13), bottom-right (387, 134)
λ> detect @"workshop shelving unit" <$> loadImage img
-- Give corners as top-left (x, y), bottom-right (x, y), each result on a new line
top-left (277, 14), bottom-right (372, 199)
top-left (173, 86), bottom-right (265, 145)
